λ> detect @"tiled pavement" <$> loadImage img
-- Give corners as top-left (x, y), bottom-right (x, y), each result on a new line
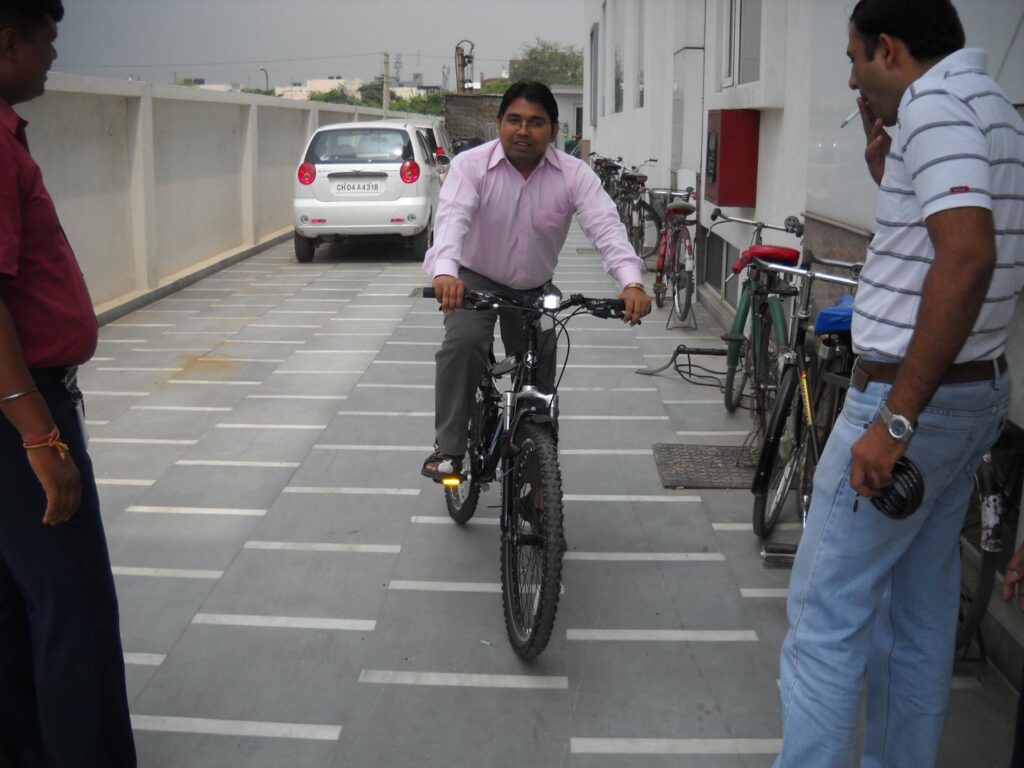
top-left (80, 230), bottom-right (1017, 767)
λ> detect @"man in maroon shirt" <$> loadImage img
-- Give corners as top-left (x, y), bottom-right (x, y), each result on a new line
top-left (0, 2), bottom-right (136, 765)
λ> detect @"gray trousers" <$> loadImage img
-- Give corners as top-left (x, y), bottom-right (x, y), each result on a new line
top-left (434, 269), bottom-right (557, 456)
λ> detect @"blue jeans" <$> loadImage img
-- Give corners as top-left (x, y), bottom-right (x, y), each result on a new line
top-left (775, 374), bottom-right (1009, 768)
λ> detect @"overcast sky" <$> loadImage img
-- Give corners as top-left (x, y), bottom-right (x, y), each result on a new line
top-left (54, 0), bottom-right (585, 88)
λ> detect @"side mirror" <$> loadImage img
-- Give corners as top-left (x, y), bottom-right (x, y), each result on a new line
top-left (435, 154), bottom-right (451, 168)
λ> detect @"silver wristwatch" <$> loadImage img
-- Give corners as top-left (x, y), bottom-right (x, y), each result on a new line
top-left (879, 404), bottom-right (915, 443)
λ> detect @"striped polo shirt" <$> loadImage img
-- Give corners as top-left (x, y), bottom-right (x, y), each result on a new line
top-left (853, 48), bottom-right (1024, 363)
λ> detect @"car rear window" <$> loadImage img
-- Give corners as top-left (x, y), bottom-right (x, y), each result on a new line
top-left (307, 128), bottom-right (413, 165)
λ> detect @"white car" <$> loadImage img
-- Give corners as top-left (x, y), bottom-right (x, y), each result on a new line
top-left (292, 119), bottom-right (449, 262)
top-left (408, 117), bottom-right (455, 181)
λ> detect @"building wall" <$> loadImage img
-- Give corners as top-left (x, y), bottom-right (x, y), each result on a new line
top-left (15, 73), bottom-right (418, 318)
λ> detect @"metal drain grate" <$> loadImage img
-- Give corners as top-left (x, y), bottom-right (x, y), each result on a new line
top-left (652, 444), bottom-right (756, 489)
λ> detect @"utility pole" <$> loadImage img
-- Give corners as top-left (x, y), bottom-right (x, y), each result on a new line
top-left (382, 53), bottom-right (390, 115)
top-left (455, 40), bottom-right (474, 94)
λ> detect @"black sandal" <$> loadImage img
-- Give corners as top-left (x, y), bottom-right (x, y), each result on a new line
top-left (421, 450), bottom-right (463, 482)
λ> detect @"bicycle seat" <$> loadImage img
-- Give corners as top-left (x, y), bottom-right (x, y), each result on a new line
top-left (665, 201), bottom-right (696, 218)
top-left (814, 294), bottom-right (854, 335)
top-left (732, 244), bottom-right (802, 274)
top-left (620, 172), bottom-right (647, 183)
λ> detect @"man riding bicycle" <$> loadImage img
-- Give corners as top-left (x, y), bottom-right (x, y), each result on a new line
top-left (421, 80), bottom-right (651, 481)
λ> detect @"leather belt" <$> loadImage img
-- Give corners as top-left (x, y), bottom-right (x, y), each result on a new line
top-left (850, 355), bottom-right (1007, 392)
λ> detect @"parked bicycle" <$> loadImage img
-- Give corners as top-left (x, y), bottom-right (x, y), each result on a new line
top-left (613, 160), bottom-right (661, 260)
top-left (648, 187), bottom-right (697, 323)
top-left (422, 284), bottom-right (626, 660)
top-left (589, 152), bottom-right (622, 197)
top-left (958, 419), bottom-right (1024, 657)
top-left (748, 254), bottom-right (860, 541)
top-left (710, 209), bottom-right (805, 438)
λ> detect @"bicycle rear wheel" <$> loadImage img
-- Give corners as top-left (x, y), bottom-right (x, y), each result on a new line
top-left (637, 201), bottom-right (662, 260)
top-left (500, 422), bottom-right (564, 659)
top-left (671, 228), bottom-right (694, 321)
top-left (956, 468), bottom-right (1000, 656)
top-left (752, 300), bottom-right (783, 438)
top-left (752, 367), bottom-right (800, 538)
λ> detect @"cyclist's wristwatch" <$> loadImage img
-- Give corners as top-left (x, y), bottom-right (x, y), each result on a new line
top-left (623, 282), bottom-right (646, 293)
top-left (879, 404), bottom-right (915, 443)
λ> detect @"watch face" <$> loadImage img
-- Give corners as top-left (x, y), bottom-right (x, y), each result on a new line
top-left (889, 421), bottom-right (908, 439)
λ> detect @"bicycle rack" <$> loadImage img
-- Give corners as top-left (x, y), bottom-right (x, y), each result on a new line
top-left (635, 343), bottom-right (727, 376)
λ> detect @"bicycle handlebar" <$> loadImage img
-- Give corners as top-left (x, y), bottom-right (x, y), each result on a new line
top-left (710, 208), bottom-right (804, 238)
top-left (422, 287), bottom-right (626, 319)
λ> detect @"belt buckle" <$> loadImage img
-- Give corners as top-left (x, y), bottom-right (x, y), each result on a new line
top-left (850, 362), bottom-right (869, 392)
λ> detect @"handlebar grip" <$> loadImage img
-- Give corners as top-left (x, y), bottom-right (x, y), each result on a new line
top-left (422, 287), bottom-right (437, 299)
top-left (711, 208), bottom-right (722, 221)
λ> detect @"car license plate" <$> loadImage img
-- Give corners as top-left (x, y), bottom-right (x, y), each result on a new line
top-left (333, 181), bottom-right (383, 195)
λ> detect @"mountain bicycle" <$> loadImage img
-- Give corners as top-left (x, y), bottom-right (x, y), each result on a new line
top-left (958, 419), bottom-right (1024, 657)
top-left (613, 160), bottom-right (661, 260)
top-left (422, 284), bottom-right (626, 660)
top-left (710, 208), bottom-right (805, 438)
top-left (648, 187), bottom-right (696, 322)
top-left (747, 255), bottom-right (859, 540)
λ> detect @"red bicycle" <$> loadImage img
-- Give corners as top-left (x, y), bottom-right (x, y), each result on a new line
top-left (649, 187), bottom-right (697, 322)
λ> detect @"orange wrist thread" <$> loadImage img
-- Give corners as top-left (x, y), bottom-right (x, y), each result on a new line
top-left (23, 427), bottom-right (70, 460)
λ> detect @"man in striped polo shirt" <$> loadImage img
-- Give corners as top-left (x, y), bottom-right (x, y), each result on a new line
top-left (776, 1), bottom-right (1024, 765)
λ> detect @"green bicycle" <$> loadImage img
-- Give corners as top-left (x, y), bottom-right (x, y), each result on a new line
top-left (710, 209), bottom-right (805, 438)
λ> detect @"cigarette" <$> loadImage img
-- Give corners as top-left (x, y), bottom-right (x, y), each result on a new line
top-left (840, 108), bottom-right (860, 128)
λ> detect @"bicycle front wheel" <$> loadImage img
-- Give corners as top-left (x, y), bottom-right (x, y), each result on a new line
top-left (752, 367), bottom-right (801, 538)
top-left (444, 387), bottom-right (487, 524)
top-left (500, 422), bottom-right (564, 659)
top-left (671, 228), bottom-right (694, 321)
top-left (637, 201), bottom-right (662, 260)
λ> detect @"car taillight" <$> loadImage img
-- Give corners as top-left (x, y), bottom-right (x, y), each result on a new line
top-left (435, 147), bottom-right (445, 156)
top-left (297, 162), bottom-right (316, 185)
top-left (400, 160), bottom-right (420, 184)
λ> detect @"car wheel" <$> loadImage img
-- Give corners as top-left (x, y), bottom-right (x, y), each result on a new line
top-left (294, 232), bottom-right (316, 263)
top-left (409, 224), bottom-right (432, 260)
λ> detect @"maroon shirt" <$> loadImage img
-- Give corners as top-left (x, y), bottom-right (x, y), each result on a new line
top-left (0, 98), bottom-right (97, 368)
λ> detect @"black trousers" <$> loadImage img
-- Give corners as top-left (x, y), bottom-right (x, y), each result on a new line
top-left (0, 377), bottom-right (136, 767)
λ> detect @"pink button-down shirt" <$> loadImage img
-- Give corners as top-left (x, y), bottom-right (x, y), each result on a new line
top-left (423, 139), bottom-right (644, 290)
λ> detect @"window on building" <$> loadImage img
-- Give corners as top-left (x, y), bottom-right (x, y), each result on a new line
top-left (720, 0), bottom-right (762, 87)
top-left (634, 1), bottom-right (645, 108)
top-left (613, 0), bottom-right (625, 113)
top-left (590, 22), bottom-right (600, 127)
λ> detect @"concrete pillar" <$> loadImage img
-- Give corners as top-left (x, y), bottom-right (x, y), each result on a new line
top-left (241, 104), bottom-right (258, 247)
top-left (127, 88), bottom-right (157, 291)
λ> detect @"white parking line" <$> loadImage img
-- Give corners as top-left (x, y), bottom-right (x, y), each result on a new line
top-left (389, 580), bottom-right (500, 593)
top-left (565, 552), bottom-right (725, 562)
top-left (132, 405), bottom-right (233, 412)
top-left (123, 653), bottom-right (165, 666)
top-left (564, 494), bottom-right (700, 503)
top-left (359, 670), bottom-right (568, 690)
top-left (245, 541), bottom-right (401, 554)
top-left (176, 460), bottom-right (301, 468)
top-left (247, 394), bottom-right (347, 400)
top-left (193, 613), bottom-right (375, 632)
top-left (168, 379), bottom-right (260, 386)
top-left (741, 588), bottom-right (788, 598)
top-left (336, 410), bottom-right (431, 417)
top-left (215, 423), bottom-right (327, 430)
top-left (95, 479), bottom-right (155, 487)
top-left (126, 505), bottom-right (266, 517)
top-left (712, 523), bottom-right (802, 531)
top-left (570, 738), bottom-right (781, 755)
top-left (81, 390), bottom-right (150, 397)
top-left (111, 566), bottom-right (223, 580)
top-left (130, 715), bottom-right (341, 742)
top-left (90, 438), bottom-right (198, 446)
top-left (271, 370), bottom-right (363, 375)
top-left (567, 629), bottom-right (758, 642)
top-left (284, 486), bottom-right (420, 496)
top-left (411, 516), bottom-right (499, 525)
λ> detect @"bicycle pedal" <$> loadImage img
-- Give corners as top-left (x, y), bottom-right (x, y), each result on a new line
top-left (761, 542), bottom-right (798, 567)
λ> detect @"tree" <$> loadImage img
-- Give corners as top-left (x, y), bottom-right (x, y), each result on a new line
top-left (477, 79), bottom-right (512, 96)
top-left (510, 38), bottom-right (583, 85)
top-left (358, 79), bottom-right (396, 108)
top-left (309, 86), bottom-right (356, 105)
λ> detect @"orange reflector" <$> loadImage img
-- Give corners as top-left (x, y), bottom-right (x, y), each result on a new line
top-left (442, 477), bottom-right (461, 488)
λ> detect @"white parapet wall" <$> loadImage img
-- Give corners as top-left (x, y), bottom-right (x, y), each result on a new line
top-left (14, 73), bottom-right (418, 321)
